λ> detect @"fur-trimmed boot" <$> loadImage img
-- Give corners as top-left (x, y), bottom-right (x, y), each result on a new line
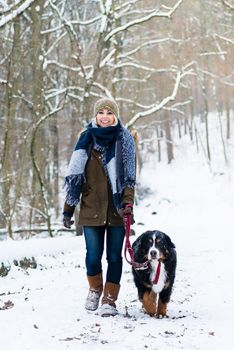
top-left (100, 282), bottom-right (120, 317)
top-left (85, 273), bottom-right (103, 311)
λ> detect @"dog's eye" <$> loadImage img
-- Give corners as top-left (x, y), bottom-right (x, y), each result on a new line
top-left (148, 237), bottom-right (153, 244)
top-left (156, 239), bottom-right (161, 243)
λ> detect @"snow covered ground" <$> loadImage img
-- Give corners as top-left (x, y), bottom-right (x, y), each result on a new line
top-left (1, 122), bottom-right (234, 350)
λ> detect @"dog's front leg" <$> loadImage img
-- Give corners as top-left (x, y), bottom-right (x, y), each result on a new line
top-left (156, 299), bottom-right (168, 318)
top-left (157, 285), bottom-right (173, 317)
top-left (141, 290), bottom-right (157, 316)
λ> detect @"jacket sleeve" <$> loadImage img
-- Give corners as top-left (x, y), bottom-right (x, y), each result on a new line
top-left (63, 202), bottom-right (75, 217)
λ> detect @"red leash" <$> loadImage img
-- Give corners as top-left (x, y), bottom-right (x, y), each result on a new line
top-left (123, 211), bottom-right (161, 283)
top-left (123, 213), bottom-right (134, 264)
top-left (153, 260), bottom-right (161, 285)
top-left (123, 213), bottom-right (149, 271)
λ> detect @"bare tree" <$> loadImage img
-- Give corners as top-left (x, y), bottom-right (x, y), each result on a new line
top-left (1, 16), bottom-right (21, 237)
top-left (0, 0), bottom-right (233, 237)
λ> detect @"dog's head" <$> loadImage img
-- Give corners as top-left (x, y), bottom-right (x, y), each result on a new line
top-left (132, 230), bottom-right (176, 263)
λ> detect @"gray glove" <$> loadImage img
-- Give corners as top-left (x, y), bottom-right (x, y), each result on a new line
top-left (63, 216), bottom-right (74, 229)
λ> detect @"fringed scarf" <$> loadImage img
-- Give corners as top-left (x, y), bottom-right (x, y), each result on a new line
top-left (64, 120), bottom-right (136, 210)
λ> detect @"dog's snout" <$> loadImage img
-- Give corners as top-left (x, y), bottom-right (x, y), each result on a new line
top-left (150, 250), bottom-right (157, 258)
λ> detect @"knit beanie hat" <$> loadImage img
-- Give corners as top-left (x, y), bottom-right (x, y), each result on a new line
top-left (93, 98), bottom-right (119, 118)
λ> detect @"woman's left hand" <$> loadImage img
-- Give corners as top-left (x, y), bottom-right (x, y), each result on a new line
top-left (118, 203), bottom-right (133, 217)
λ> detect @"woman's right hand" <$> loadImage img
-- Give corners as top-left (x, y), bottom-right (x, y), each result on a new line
top-left (63, 216), bottom-right (74, 229)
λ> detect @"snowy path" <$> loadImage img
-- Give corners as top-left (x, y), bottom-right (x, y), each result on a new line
top-left (1, 159), bottom-right (234, 350)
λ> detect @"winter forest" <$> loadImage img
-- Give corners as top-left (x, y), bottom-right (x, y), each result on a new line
top-left (0, 0), bottom-right (233, 237)
top-left (1, 1), bottom-right (234, 350)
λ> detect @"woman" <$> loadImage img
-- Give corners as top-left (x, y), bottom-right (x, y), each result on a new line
top-left (63, 98), bottom-right (136, 317)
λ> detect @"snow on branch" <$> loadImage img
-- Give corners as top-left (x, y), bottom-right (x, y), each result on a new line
top-left (41, 24), bottom-right (64, 35)
top-left (70, 16), bottom-right (102, 26)
top-left (200, 51), bottom-right (227, 57)
top-left (215, 34), bottom-right (234, 45)
top-left (49, 0), bottom-right (77, 40)
top-left (44, 32), bottom-right (67, 56)
top-left (99, 48), bottom-right (116, 67)
top-left (112, 61), bottom-right (156, 72)
top-left (116, 97), bottom-right (156, 110)
top-left (100, 38), bottom-right (170, 67)
top-left (162, 106), bottom-right (185, 116)
top-left (0, 0), bottom-right (27, 13)
top-left (92, 82), bottom-right (115, 100)
top-left (0, 0), bottom-right (36, 28)
top-left (115, 0), bottom-right (139, 12)
top-left (110, 60), bottom-right (180, 75)
top-left (104, 0), bottom-right (183, 42)
top-left (118, 37), bottom-right (170, 60)
top-left (161, 99), bottom-right (192, 116)
top-left (45, 86), bottom-right (84, 101)
top-left (45, 60), bottom-right (83, 72)
top-left (28, 105), bottom-right (64, 137)
top-left (126, 70), bottom-right (184, 128)
top-left (0, 0), bottom-right (8, 11)
top-left (48, 0), bottom-right (89, 81)
top-left (221, 0), bottom-right (234, 10)
top-left (220, 79), bottom-right (234, 87)
top-left (113, 76), bottom-right (150, 84)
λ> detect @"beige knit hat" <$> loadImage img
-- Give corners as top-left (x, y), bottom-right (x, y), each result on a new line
top-left (93, 98), bottom-right (119, 118)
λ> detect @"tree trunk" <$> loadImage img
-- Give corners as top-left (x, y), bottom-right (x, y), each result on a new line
top-left (217, 105), bottom-right (228, 165)
top-left (29, 0), bottom-right (46, 226)
top-left (156, 125), bottom-right (162, 162)
top-left (164, 112), bottom-right (174, 164)
top-left (226, 98), bottom-right (230, 140)
top-left (200, 74), bottom-right (211, 162)
top-left (1, 16), bottom-right (21, 238)
top-left (177, 117), bottom-right (182, 139)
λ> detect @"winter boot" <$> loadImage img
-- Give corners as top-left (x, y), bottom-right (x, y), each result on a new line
top-left (100, 282), bottom-right (120, 317)
top-left (85, 273), bottom-right (103, 311)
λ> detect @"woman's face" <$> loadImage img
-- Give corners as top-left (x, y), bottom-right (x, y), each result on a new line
top-left (96, 108), bottom-right (116, 127)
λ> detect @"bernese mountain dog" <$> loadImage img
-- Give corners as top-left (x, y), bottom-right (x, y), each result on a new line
top-left (132, 230), bottom-right (177, 317)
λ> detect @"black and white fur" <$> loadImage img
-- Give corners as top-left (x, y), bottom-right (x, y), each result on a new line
top-left (132, 230), bottom-right (177, 316)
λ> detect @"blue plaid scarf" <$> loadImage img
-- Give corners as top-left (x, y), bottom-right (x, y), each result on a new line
top-left (64, 120), bottom-right (135, 210)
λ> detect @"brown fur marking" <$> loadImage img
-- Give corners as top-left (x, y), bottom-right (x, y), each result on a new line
top-left (142, 291), bottom-right (157, 316)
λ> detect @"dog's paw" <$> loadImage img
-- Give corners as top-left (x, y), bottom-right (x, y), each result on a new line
top-left (156, 313), bottom-right (169, 319)
top-left (156, 301), bottom-right (168, 318)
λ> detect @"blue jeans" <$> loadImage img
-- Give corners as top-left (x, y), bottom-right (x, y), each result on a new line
top-left (83, 225), bottom-right (125, 284)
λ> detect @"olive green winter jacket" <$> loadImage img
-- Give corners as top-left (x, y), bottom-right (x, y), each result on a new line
top-left (63, 149), bottom-right (134, 226)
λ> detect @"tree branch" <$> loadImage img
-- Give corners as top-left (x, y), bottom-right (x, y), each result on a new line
top-left (104, 0), bottom-right (183, 41)
top-left (215, 34), bottom-right (234, 45)
top-left (48, 0), bottom-right (87, 81)
top-left (221, 0), bottom-right (234, 10)
top-left (0, 0), bottom-right (36, 28)
top-left (126, 70), bottom-right (182, 128)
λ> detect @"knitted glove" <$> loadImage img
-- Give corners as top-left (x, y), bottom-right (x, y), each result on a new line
top-left (63, 202), bottom-right (75, 228)
top-left (63, 215), bottom-right (74, 229)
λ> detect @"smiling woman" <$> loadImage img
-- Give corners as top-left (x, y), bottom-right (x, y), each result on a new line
top-left (96, 109), bottom-right (117, 127)
top-left (63, 97), bottom-right (136, 317)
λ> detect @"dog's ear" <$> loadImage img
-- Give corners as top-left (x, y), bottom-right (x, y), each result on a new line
top-left (132, 235), bottom-right (142, 252)
top-left (132, 231), bottom-right (150, 249)
top-left (164, 233), bottom-right (176, 249)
